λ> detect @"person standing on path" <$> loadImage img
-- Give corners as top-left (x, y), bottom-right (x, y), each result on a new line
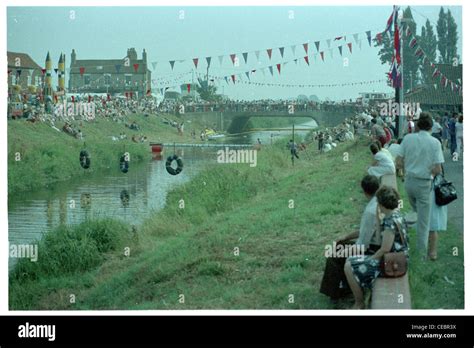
top-left (455, 114), bottom-right (463, 158)
top-left (397, 113), bottom-right (444, 255)
top-left (448, 113), bottom-right (458, 156)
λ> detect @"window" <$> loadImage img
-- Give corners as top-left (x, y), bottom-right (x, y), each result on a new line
top-left (27, 75), bottom-right (32, 86)
top-left (84, 75), bottom-right (91, 85)
top-left (125, 74), bottom-right (132, 85)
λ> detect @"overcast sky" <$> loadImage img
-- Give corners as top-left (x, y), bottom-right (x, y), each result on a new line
top-left (7, 6), bottom-right (462, 101)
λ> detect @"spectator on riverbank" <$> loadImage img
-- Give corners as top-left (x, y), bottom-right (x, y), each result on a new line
top-left (431, 116), bottom-right (443, 143)
top-left (320, 175), bottom-right (381, 301)
top-left (371, 119), bottom-right (387, 146)
top-left (367, 143), bottom-right (395, 179)
top-left (429, 168), bottom-right (448, 261)
top-left (288, 140), bottom-right (299, 159)
top-left (448, 113), bottom-right (457, 156)
top-left (344, 185), bottom-right (409, 309)
top-left (455, 115), bottom-right (463, 158)
top-left (397, 112), bottom-right (444, 255)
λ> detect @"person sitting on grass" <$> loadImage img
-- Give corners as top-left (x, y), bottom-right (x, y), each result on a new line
top-left (319, 175), bottom-right (381, 301)
top-left (367, 143), bottom-right (395, 179)
top-left (344, 186), bottom-right (409, 309)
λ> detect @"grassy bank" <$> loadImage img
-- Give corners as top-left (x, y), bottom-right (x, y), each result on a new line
top-left (8, 113), bottom-right (205, 195)
top-left (9, 139), bottom-right (464, 309)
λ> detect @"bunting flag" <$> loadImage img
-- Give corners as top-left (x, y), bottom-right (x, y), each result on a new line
top-left (291, 45), bottom-right (296, 55)
top-left (242, 52), bottom-right (248, 64)
top-left (133, 63), bottom-right (139, 72)
top-left (358, 39), bottom-right (363, 50)
top-left (230, 54), bottom-right (236, 65)
top-left (338, 46), bottom-right (343, 56)
top-left (352, 33), bottom-right (359, 42)
top-left (315, 41), bottom-right (320, 52)
top-left (54, 68), bottom-right (58, 74)
top-left (115, 64), bottom-right (122, 73)
top-left (218, 55), bottom-right (224, 66)
top-left (304, 56), bottom-right (309, 66)
top-left (320, 52), bottom-right (325, 61)
top-left (224, 76), bottom-right (229, 84)
top-left (366, 31), bottom-right (372, 46)
top-left (347, 43), bottom-right (352, 53)
top-left (231, 75), bottom-right (236, 84)
top-left (268, 66), bottom-right (273, 76)
top-left (405, 25), bottom-right (412, 38)
top-left (152, 62), bottom-right (158, 70)
top-left (303, 43), bottom-right (308, 54)
top-left (41, 68), bottom-right (46, 75)
top-left (193, 58), bottom-right (199, 68)
top-left (267, 49), bottom-right (272, 59)
top-left (326, 39), bottom-right (331, 48)
top-left (276, 63), bottom-right (281, 74)
top-left (278, 47), bottom-right (284, 58)
top-left (206, 57), bottom-right (212, 68)
top-left (187, 83), bottom-right (191, 93)
top-left (245, 71), bottom-right (250, 80)
top-left (294, 59), bottom-right (298, 65)
top-left (169, 61), bottom-right (175, 70)
top-left (255, 50), bottom-right (260, 60)
top-left (79, 67), bottom-right (85, 76)
top-left (409, 37), bottom-right (417, 48)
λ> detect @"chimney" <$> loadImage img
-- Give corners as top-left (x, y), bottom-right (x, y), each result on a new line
top-left (142, 49), bottom-right (147, 63)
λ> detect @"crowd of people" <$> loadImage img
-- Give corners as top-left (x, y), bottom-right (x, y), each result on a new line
top-left (320, 110), bottom-right (460, 309)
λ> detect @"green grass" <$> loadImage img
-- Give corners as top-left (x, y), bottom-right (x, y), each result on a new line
top-left (8, 138), bottom-right (464, 310)
top-left (8, 113), bottom-right (206, 195)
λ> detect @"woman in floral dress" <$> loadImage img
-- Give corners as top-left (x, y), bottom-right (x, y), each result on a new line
top-left (344, 186), bottom-right (409, 309)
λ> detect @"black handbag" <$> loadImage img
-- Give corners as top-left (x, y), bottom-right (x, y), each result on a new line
top-left (433, 174), bottom-right (457, 206)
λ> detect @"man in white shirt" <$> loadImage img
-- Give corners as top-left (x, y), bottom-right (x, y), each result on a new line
top-left (397, 113), bottom-right (444, 254)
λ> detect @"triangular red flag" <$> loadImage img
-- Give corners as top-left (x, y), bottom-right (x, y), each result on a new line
top-left (187, 84), bottom-right (191, 93)
top-left (267, 49), bottom-right (272, 59)
top-left (320, 52), bottom-right (324, 62)
top-left (276, 63), bottom-right (281, 74)
top-left (347, 43), bottom-right (352, 53)
top-left (193, 58), bottom-right (199, 68)
top-left (133, 63), bottom-right (139, 72)
top-left (230, 54), bottom-right (236, 65)
top-left (79, 67), bottom-right (85, 76)
top-left (303, 43), bottom-right (308, 54)
top-left (231, 75), bottom-right (236, 84)
top-left (304, 56), bottom-right (309, 66)
top-left (41, 68), bottom-right (46, 75)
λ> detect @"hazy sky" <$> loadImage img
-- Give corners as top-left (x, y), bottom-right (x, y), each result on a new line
top-left (7, 6), bottom-right (462, 101)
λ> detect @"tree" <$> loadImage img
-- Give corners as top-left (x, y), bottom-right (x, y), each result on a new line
top-left (419, 19), bottom-right (437, 83)
top-left (195, 78), bottom-right (220, 102)
top-left (436, 7), bottom-right (448, 63)
top-left (446, 9), bottom-right (459, 65)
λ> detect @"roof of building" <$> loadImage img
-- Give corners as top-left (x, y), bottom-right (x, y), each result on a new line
top-left (405, 64), bottom-right (462, 106)
top-left (7, 52), bottom-right (43, 70)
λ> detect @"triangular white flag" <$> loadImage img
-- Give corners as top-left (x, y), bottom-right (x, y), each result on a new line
top-left (353, 33), bottom-right (359, 42)
top-left (326, 39), bottom-right (331, 48)
top-left (291, 45), bottom-right (296, 55)
top-left (255, 50), bottom-right (260, 60)
top-left (218, 55), bottom-right (224, 66)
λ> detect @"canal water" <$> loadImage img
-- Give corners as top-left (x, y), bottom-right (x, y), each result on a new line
top-left (8, 119), bottom-right (316, 268)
